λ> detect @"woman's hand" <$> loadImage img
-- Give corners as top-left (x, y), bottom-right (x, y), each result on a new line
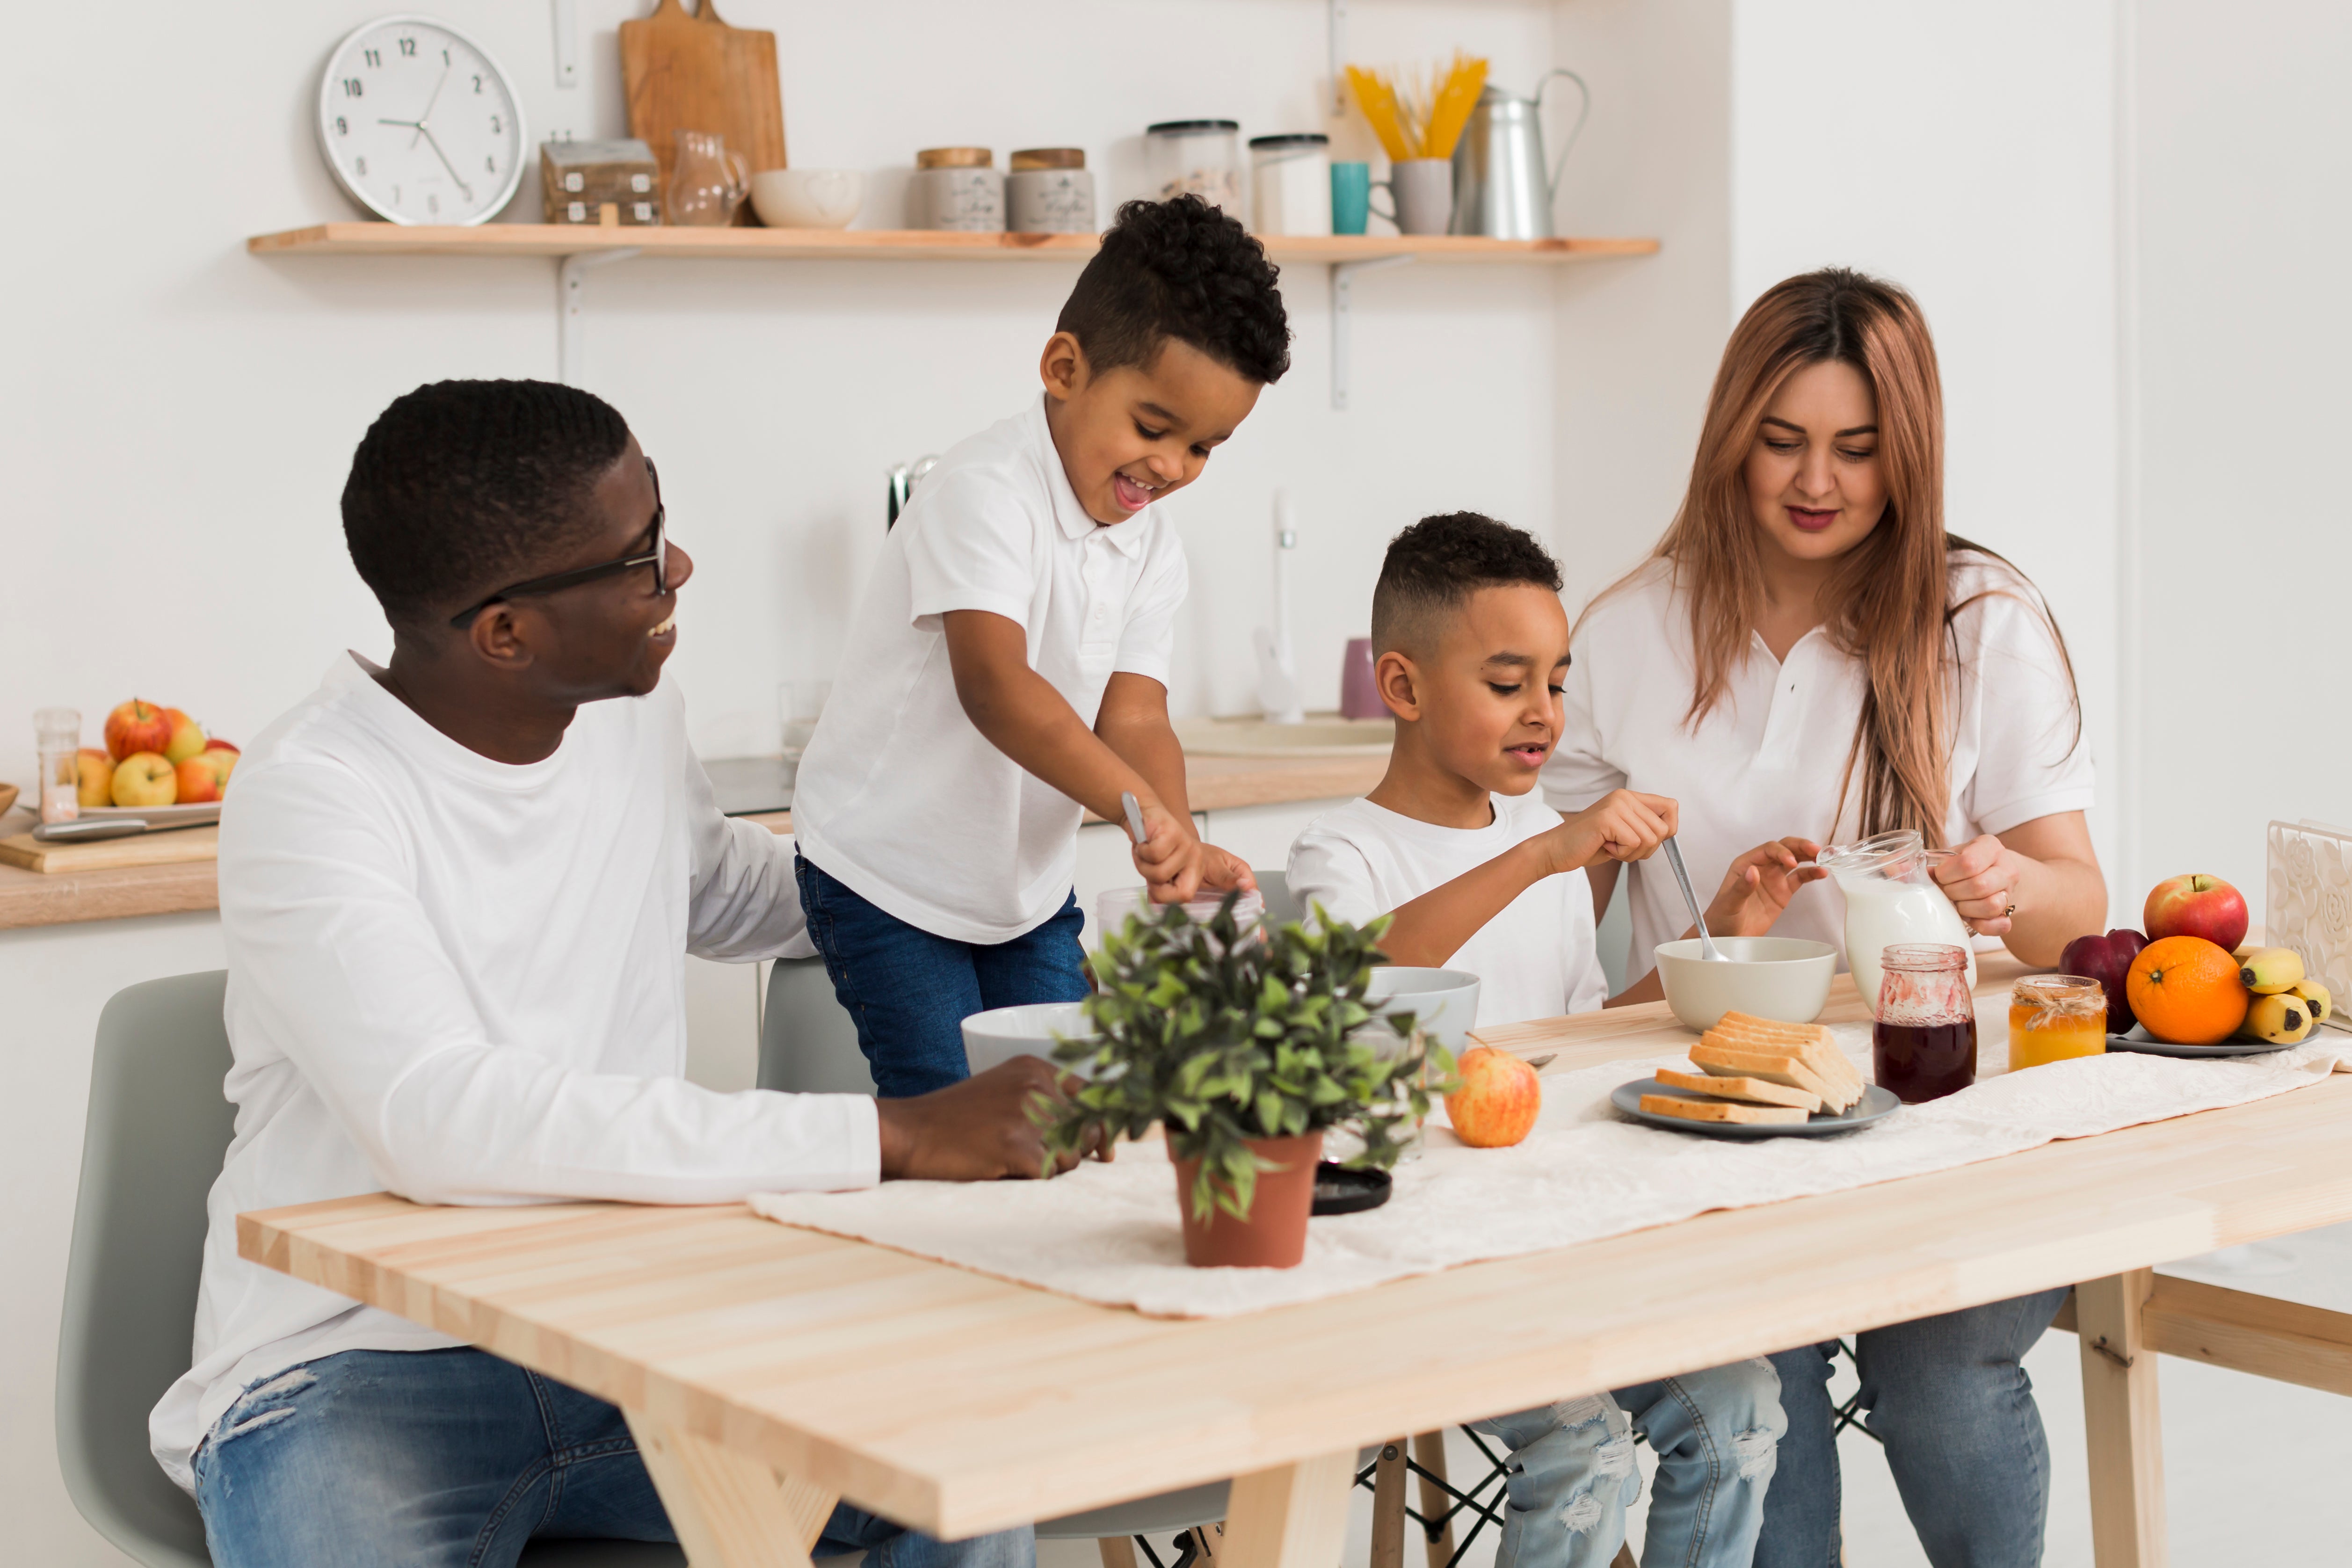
top-left (1547, 790), bottom-right (1677, 874)
top-left (1703, 837), bottom-right (1827, 938)
top-left (1932, 833), bottom-right (2026, 937)
top-left (1930, 816), bottom-right (2107, 965)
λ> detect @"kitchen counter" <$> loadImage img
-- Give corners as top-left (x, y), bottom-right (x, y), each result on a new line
top-left (0, 752), bottom-right (1387, 931)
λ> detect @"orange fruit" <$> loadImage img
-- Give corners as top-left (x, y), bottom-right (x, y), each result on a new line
top-left (2125, 936), bottom-right (2250, 1045)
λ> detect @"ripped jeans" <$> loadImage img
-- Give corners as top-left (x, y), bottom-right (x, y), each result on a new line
top-left (1471, 1357), bottom-right (1784, 1568)
top-left (192, 1348), bottom-right (1035, 1568)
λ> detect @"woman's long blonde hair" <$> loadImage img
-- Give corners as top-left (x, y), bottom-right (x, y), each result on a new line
top-left (1595, 268), bottom-right (2076, 845)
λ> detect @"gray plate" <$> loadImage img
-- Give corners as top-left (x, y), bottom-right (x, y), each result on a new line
top-left (2104, 1024), bottom-right (2291, 1059)
top-left (1611, 1078), bottom-right (1902, 1140)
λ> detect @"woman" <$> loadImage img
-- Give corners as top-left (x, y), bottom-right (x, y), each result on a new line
top-left (1544, 269), bottom-right (2105, 1567)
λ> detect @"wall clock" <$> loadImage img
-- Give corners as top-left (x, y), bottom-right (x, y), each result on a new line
top-left (317, 15), bottom-right (526, 225)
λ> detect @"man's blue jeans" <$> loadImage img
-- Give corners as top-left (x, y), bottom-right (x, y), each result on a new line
top-left (1470, 1356), bottom-right (1784, 1568)
top-left (193, 1348), bottom-right (1034, 1568)
top-left (1754, 1286), bottom-right (2072, 1568)
top-left (795, 853), bottom-right (1090, 1098)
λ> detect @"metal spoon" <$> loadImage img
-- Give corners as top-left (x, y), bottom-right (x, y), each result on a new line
top-left (1660, 835), bottom-right (1724, 961)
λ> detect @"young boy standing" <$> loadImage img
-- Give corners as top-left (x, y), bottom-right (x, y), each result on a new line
top-left (1288, 513), bottom-right (1822, 1568)
top-left (792, 197), bottom-right (1288, 1096)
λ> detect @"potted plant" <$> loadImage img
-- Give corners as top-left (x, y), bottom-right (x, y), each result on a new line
top-left (1038, 897), bottom-right (1452, 1269)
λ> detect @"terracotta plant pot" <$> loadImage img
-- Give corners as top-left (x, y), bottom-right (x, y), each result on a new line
top-left (1166, 1130), bottom-right (1323, 1268)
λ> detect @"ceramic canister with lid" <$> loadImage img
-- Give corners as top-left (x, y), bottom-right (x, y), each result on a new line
top-left (1248, 134), bottom-right (1331, 235)
top-left (912, 146), bottom-right (1003, 232)
top-left (1146, 120), bottom-right (1242, 211)
top-left (1007, 147), bottom-right (1095, 234)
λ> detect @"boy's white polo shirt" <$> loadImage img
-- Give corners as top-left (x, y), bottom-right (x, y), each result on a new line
top-left (793, 398), bottom-right (1187, 944)
top-left (1287, 792), bottom-right (1609, 1028)
top-left (1541, 553), bottom-right (2096, 984)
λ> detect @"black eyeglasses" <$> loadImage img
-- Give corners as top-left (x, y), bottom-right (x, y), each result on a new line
top-left (450, 458), bottom-right (668, 630)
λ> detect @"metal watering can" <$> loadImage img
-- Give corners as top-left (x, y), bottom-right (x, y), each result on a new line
top-left (1449, 70), bottom-right (1591, 239)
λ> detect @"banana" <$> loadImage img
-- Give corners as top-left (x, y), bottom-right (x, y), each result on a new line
top-left (2292, 977), bottom-right (2333, 1025)
top-left (2240, 947), bottom-right (2306, 994)
top-left (2245, 991), bottom-right (2316, 1045)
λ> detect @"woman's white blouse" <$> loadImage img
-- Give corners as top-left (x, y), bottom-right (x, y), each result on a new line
top-left (1542, 552), bottom-right (2095, 983)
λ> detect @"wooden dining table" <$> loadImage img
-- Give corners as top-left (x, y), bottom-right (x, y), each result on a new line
top-left (241, 955), bottom-right (2352, 1568)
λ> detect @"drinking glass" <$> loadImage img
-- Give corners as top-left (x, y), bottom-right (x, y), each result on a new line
top-left (36, 707), bottom-right (81, 823)
top-left (778, 680), bottom-right (832, 763)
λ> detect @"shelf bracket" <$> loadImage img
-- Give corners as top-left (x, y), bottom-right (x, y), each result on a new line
top-left (552, 0), bottom-right (581, 88)
top-left (1329, 254), bottom-right (1412, 411)
top-left (1328, 0), bottom-right (1349, 115)
top-left (558, 248), bottom-right (640, 387)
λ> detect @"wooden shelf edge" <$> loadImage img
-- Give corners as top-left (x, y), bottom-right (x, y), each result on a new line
top-left (247, 222), bottom-right (1660, 266)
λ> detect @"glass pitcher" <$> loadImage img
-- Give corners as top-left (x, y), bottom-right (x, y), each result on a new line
top-left (1818, 828), bottom-right (1976, 1005)
top-left (668, 130), bottom-right (749, 226)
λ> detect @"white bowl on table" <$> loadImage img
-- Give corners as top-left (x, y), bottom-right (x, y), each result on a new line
top-left (1363, 967), bottom-right (1481, 1053)
top-left (1653, 936), bottom-right (1837, 1031)
top-left (960, 1002), bottom-right (1096, 1077)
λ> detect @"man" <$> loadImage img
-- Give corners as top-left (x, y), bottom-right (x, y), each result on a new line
top-left (152, 379), bottom-right (1077, 1568)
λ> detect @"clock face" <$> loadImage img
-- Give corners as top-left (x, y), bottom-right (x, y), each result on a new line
top-left (317, 15), bottom-right (526, 225)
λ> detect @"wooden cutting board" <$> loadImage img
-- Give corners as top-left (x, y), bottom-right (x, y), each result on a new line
top-left (0, 825), bottom-right (219, 873)
top-left (621, 0), bottom-right (787, 225)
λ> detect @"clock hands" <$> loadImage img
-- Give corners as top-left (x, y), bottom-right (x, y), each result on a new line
top-left (416, 123), bottom-right (477, 203)
top-left (373, 62), bottom-right (473, 207)
top-left (409, 65), bottom-right (452, 151)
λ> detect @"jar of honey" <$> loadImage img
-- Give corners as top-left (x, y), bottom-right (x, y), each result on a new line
top-left (2008, 975), bottom-right (2110, 1070)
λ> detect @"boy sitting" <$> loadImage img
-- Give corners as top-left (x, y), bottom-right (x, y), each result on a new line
top-left (793, 196), bottom-right (1285, 1095)
top-left (1287, 513), bottom-right (1819, 1568)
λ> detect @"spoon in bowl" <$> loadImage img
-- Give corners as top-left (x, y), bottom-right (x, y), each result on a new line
top-left (1660, 835), bottom-right (1724, 961)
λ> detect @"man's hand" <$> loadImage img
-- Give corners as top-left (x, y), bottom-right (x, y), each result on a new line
top-left (873, 1058), bottom-right (1093, 1181)
top-left (1703, 836), bottom-right (1827, 937)
top-left (1545, 790), bottom-right (1677, 873)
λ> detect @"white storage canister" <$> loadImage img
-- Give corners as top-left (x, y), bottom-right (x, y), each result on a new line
top-left (912, 146), bottom-right (1003, 232)
top-left (1146, 120), bottom-right (1243, 211)
top-left (1248, 133), bottom-right (1331, 235)
top-left (1007, 147), bottom-right (1096, 233)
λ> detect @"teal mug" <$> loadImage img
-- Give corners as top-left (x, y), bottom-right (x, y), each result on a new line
top-left (1330, 161), bottom-right (1370, 235)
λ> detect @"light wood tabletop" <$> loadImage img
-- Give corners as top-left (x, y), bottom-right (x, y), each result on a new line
top-left (241, 959), bottom-right (2352, 1568)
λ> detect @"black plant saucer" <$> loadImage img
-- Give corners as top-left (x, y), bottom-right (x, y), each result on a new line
top-left (1311, 1162), bottom-right (1392, 1216)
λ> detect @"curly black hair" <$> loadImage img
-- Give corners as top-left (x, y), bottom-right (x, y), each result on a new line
top-left (342, 379), bottom-right (632, 629)
top-left (1372, 512), bottom-right (1564, 655)
top-left (1056, 196), bottom-right (1291, 384)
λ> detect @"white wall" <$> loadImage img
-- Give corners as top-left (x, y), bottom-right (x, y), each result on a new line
top-left (2130, 0), bottom-right (2352, 903)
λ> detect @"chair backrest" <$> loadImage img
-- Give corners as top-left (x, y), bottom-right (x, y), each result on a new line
top-left (760, 958), bottom-right (875, 1095)
top-left (56, 971), bottom-right (235, 1568)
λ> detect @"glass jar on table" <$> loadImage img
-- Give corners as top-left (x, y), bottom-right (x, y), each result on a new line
top-left (2008, 974), bottom-right (2109, 1070)
top-left (35, 707), bottom-right (82, 824)
top-left (1873, 942), bottom-right (1977, 1103)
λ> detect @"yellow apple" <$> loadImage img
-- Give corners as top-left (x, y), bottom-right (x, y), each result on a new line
top-left (111, 752), bottom-right (178, 808)
top-left (75, 748), bottom-right (113, 807)
top-left (160, 708), bottom-right (207, 764)
top-left (1443, 1046), bottom-right (1543, 1148)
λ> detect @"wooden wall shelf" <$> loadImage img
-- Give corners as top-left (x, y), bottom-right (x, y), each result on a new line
top-left (247, 223), bottom-right (1659, 266)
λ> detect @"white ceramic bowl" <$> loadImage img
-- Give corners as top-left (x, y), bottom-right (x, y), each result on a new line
top-left (1363, 967), bottom-right (1481, 1053)
top-left (1652, 936), bottom-right (1838, 1031)
top-left (750, 168), bottom-right (862, 229)
top-left (960, 1001), bottom-right (1096, 1077)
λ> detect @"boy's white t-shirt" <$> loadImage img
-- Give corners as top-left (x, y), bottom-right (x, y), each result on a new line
top-left (1287, 792), bottom-right (1609, 1028)
top-left (792, 397), bottom-right (1188, 944)
top-left (149, 655), bottom-right (876, 1491)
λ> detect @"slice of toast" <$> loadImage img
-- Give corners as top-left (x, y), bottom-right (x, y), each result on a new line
top-left (1639, 1093), bottom-right (1809, 1126)
top-left (1655, 1066), bottom-right (1821, 1112)
top-left (1706, 1012), bottom-right (1862, 1105)
top-left (1687, 1043), bottom-right (1842, 1107)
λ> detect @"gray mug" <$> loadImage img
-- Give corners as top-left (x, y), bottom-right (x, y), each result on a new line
top-left (1373, 159), bottom-right (1454, 236)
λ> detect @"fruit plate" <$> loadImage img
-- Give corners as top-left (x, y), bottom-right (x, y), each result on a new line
top-left (77, 803), bottom-right (222, 828)
top-left (2104, 1025), bottom-right (2292, 1060)
top-left (1610, 1078), bottom-right (1901, 1140)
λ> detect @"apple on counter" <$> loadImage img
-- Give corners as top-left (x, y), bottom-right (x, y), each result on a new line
top-left (75, 748), bottom-right (115, 808)
top-left (110, 752), bottom-right (177, 808)
top-left (103, 699), bottom-right (174, 761)
top-left (1445, 1045), bottom-right (1542, 1148)
top-left (174, 748), bottom-right (236, 804)
top-left (160, 707), bottom-right (207, 764)
top-left (2144, 873), bottom-right (2250, 953)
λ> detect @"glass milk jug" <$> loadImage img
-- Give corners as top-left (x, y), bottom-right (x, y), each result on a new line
top-left (1819, 829), bottom-right (1976, 1005)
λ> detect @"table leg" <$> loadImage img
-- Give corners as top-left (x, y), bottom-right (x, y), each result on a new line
top-left (2076, 1270), bottom-right (2168, 1568)
top-left (626, 1411), bottom-right (839, 1568)
top-left (1217, 1449), bottom-right (1356, 1568)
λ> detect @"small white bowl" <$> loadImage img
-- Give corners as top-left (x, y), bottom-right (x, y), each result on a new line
top-left (960, 1001), bottom-right (1095, 1077)
top-left (1653, 936), bottom-right (1837, 1031)
top-left (750, 168), bottom-right (862, 229)
top-left (1363, 967), bottom-right (1481, 1052)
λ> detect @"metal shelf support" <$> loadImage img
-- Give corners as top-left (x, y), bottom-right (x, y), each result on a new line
top-left (558, 248), bottom-right (639, 387)
top-left (1330, 254), bottom-right (1413, 411)
top-left (1328, 0), bottom-right (1349, 114)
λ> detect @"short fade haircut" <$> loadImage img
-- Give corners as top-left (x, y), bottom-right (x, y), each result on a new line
top-left (342, 378), bottom-right (632, 628)
top-left (1056, 196), bottom-right (1292, 385)
top-left (1371, 512), bottom-right (1565, 656)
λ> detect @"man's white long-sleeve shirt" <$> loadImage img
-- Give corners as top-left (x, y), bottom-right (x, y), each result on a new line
top-left (150, 654), bottom-right (874, 1490)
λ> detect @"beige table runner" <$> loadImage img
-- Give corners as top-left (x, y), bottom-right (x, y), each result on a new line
top-left (752, 1025), bottom-right (2345, 1319)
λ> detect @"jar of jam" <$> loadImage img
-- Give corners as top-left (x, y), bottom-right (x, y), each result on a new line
top-left (1873, 943), bottom-right (1977, 1103)
top-left (2008, 974), bottom-right (2110, 1070)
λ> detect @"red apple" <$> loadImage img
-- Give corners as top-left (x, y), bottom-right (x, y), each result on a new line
top-left (160, 707), bottom-right (206, 764)
top-left (1444, 1046), bottom-right (1542, 1148)
top-left (2060, 928), bottom-right (2150, 1034)
top-left (104, 699), bottom-right (173, 762)
top-left (2143, 874), bottom-right (2250, 953)
top-left (202, 738), bottom-right (239, 755)
top-left (174, 748), bottom-right (236, 804)
top-left (111, 751), bottom-right (178, 808)
top-left (75, 748), bottom-right (113, 807)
